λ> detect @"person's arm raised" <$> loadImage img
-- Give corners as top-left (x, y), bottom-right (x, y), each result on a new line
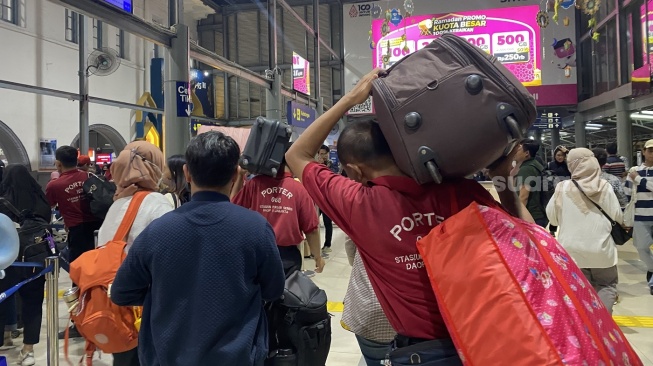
top-left (286, 68), bottom-right (385, 180)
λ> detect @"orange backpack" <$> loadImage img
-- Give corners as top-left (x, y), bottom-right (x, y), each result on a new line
top-left (65, 192), bottom-right (149, 365)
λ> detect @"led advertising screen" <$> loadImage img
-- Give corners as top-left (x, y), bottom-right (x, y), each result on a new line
top-left (96, 154), bottom-right (112, 166)
top-left (102, 0), bottom-right (133, 13)
top-left (292, 52), bottom-right (311, 95)
top-left (372, 5), bottom-right (541, 86)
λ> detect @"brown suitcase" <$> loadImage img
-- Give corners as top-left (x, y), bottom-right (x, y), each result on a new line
top-left (371, 33), bottom-right (537, 184)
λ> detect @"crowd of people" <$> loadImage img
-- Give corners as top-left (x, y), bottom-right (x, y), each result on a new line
top-left (0, 69), bottom-right (650, 365)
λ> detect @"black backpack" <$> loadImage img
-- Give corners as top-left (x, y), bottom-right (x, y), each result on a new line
top-left (83, 174), bottom-right (116, 220)
top-left (266, 270), bottom-right (331, 366)
top-left (0, 198), bottom-right (56, 271)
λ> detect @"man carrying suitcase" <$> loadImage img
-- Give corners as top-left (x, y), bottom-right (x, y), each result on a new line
top-left (286, 68), bottom-right (532, 364)
top-left (232, 145), bottom-right (325, 276)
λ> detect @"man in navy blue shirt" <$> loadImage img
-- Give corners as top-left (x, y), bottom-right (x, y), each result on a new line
top-left (111, 131), bottom-right (286, 366)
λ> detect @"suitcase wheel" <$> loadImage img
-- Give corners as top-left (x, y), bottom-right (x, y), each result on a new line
top-left (426, 161), bottom-right (443, 184)
top-left (496, 103), bottom-right (523, 139)
top-left (404, 112), bottom-right (422, 129)
top-left (418, 146), bottom-right (442, 184)
top-left (465, 75), bottom-right (483, 95)
top-left (504, 115), bottom-right (522, 140)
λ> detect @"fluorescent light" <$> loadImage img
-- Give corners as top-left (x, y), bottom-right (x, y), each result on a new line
top-left (585, 126), bottom-right (601, 130)
top-left (586, 123), bottom-right (603, 127)
top-left (631, 113), bottom-right (653, 121)
top-left (641, 111), bottom-right (653, 115)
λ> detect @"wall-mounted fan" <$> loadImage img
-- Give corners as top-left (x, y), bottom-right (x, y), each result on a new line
top-left (86, 48), bottom-right (121, 76)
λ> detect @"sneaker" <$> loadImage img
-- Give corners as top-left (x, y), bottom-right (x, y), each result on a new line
top-left (301, 270), bottom-right (316, 278)
top-left (322, 246), bottom-right (332, 253)
top-left (58, 325), bottom-right (82, 339)
top-left (19, 350), bottom-right (35, 366)
top-left (0, 335), bottom-right (15, 350)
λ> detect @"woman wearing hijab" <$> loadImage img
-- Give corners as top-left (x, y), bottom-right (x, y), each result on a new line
top-left (0, 165), bottom-right (50, 222)
top-left (96, 141), bottom-right (173, 366)
top-left (0, 164), bottom-right (51, 365)
top-left (546, 148), bottom-right (623, 313)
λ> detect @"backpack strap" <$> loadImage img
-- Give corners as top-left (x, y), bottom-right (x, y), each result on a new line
top-left (0, 197), bottom-right (22, 221)
top-left (112, 192), bottom-right (150, 242)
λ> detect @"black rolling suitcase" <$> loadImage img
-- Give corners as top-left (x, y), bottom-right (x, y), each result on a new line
top-left (240, 117), bottom-right (293, 177)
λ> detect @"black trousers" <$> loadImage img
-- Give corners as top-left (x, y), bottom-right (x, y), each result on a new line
top-left (277, 245), bottom-right (302, 277)
top-left (113, 347), bottom-right (140, 366)
top-left (319, 210), bottom-right (333, 247)
top-left (0, 266), bottom-right (45, 346)
top-left (67, 221), bottom-right (102, 263)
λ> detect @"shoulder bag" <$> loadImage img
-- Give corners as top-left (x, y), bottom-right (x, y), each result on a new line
top-left (571, 180), bottom-right (631, 245)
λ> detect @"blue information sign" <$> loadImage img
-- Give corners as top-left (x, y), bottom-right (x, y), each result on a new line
top-left (102, 0), bottom-right (133, 13)
top-left (176, 81), bottom-right (193, 118)
top-left (286, 101), bottom-right (316, 128)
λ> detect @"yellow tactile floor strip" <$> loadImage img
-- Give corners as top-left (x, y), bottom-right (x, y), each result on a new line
top-left (613, 316), bottom-right (653, 328)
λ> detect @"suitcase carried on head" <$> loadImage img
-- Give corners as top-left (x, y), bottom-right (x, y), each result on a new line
top-left (240, 116), bottom-right (293, 177)
top-left (371, 33), bottom-right (537, 184)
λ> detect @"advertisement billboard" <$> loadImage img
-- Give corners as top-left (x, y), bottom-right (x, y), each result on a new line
top-left (96, 153), bottom-right (112, 166)
top-left (344, 1), bottom-right (578, 112)
top-left (372, 7), bottom-right (542, 86)
top-left (292, 52), bottom-right (311, 95)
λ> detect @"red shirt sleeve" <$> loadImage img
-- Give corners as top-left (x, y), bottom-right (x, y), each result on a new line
top-left (301, 162), bottom-right (363, 235)
top-left (45, 181), bottom-right (57, 207)
top-left (232, 180), bottom-right (253, 208)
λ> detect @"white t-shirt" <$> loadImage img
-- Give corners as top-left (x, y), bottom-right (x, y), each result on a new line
top-left (97, 193), bottom-right (174, 253)
top-left (546, 180), bottom-right (622, 269)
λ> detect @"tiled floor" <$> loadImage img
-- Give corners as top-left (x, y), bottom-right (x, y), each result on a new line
top-left (2, 226), bottom-right (653, 365)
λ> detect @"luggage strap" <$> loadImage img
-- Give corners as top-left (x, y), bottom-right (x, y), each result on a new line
top-left (112, 192), bottom-right (149, 242)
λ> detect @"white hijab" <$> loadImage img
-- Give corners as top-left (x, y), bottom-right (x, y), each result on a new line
top-left (563, 148), bottom-right (609, 214)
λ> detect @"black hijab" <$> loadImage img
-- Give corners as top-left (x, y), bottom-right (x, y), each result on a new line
top-left (0, 164), bottom-right (51, 222)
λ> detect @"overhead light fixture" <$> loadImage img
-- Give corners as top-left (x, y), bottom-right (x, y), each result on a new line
top-left (586, 123), bottom-right (603, 128)
top-left (631, 113), bottom-right (653, 121)
top-left (585, 126), bottom-right (601, 130)
top-left (641, 111), bottom-right (653, 115)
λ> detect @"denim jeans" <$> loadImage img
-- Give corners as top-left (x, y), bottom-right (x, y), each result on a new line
top-left (355, 335), bottom-right (391, 366)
